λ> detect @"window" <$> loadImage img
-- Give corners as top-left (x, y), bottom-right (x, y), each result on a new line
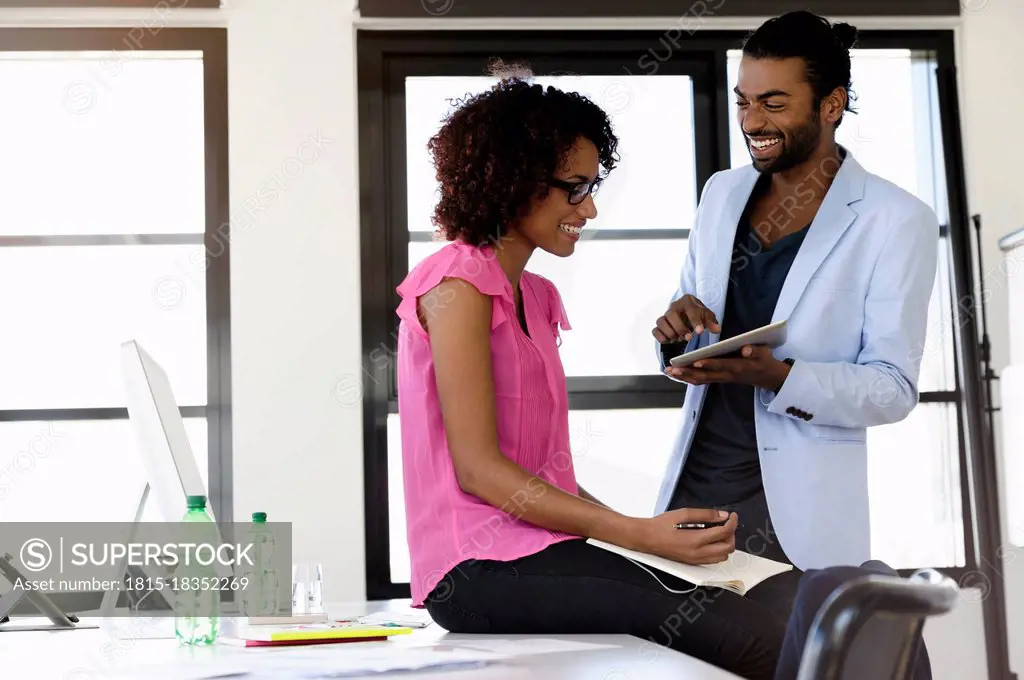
top-left (0, 29), bottom-right (230, 528)
top-left (0, 418), bottom-right (208, 523)
top-left (357, 0), bottom-right (964, 18)
top-left (359, 30), bottom-right (989, 603)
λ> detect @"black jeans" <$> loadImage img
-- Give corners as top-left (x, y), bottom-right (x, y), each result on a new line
top-left (424, 538), bottom-right (788, 680)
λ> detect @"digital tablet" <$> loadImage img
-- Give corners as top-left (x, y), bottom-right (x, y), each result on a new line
top-left (668, 319), bottom-right (788, 368)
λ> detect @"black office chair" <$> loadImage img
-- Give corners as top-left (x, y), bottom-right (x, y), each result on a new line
top-left (795, 568), bottom-right (959, 680)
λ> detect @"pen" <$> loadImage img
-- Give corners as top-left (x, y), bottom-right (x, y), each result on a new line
top-left (674, 522), bottom-right (724, 530)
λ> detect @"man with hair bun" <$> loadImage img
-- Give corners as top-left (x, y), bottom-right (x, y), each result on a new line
top-left (654, 11), bottom-right (937, 677)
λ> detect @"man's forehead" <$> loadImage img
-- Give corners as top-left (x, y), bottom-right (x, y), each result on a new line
top-left (737, 56), bottom-right (807, 94)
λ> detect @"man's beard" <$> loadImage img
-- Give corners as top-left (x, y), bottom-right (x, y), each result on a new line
top-left (750, 107), bottom-right (822, 175)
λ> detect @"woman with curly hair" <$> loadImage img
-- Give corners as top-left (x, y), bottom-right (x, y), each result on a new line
top-left (394, 65), bottom-right (786, 680)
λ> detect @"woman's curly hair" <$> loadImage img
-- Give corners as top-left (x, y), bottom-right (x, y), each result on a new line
top-left (427, 61), bottom-right (620, 245)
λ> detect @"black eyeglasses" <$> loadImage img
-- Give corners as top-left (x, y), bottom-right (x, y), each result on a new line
top-left (547, 177), bottom-right (603, 205)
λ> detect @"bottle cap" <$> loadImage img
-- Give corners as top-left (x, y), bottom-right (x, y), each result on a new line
top-left (252, 512), bottom-right (267, 523)
top-left (186, 495), bottom-right (207, 509)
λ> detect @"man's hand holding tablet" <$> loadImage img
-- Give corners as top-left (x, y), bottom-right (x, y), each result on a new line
top-left (653, 296), bottom-right (793, 392)
top-left (669, 343), bottom-right (791, 392)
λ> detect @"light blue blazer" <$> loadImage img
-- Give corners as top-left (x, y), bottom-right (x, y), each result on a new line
top-left (655, 150), bottom-right (940, 571)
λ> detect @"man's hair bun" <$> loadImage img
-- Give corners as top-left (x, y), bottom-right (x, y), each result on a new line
top-left (833, 22), bottom-right (858, 49)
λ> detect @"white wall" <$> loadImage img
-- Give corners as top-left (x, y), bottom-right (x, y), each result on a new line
top-left (226, 0), bottom-right (365, 605)
top-left (960, 0), bottom-right (1024, 676)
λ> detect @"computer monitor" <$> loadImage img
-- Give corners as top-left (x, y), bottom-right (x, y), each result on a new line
top-left (98, 340), bottom-right (230, 617)
top-left (119, 340), bottom-right (210, 524)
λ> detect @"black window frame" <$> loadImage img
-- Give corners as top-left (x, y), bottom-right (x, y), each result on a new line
top-left (0, 27), bottom-right (233, 527)
top-left (358, 0), bottom-right (962, 18)
top-left (357, 27), bottom-right (1012, 679)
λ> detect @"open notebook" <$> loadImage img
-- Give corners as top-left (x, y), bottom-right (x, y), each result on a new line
top-left (587, 538), bottom-right (793, 595)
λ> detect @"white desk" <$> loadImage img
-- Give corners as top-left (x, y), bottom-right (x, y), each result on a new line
top-left (0, 601), bottom-right (742, 680)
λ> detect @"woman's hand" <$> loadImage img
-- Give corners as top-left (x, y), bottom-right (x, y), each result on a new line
top-left (633, 508), bottom-right (738, 565)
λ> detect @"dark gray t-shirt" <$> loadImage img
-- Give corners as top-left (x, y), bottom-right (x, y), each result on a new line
top-left (675, 179), bottom-right (810, 507)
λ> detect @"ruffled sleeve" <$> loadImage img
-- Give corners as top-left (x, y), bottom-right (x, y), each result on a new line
top-left (529, 273), bottom-right (572, 347)
top-left (396, 241), bottom-right (514, 336)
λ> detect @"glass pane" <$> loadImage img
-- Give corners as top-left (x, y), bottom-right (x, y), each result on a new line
top-left (867, 402), bottom-right (964, 568)
top-left (387, 408), bottom-right (681, 583)
top-left (567, 408), bottom-right (681, 518)
top-left (410, 239), bottom-right (688, 378)
top-left (387, 413), bottom-right (410, 585)
top-left (0, 417), bottom-right (207, 523)
top-left (408, 240), bottom-right (446, 272)
top-left (0, 245), bottom-right (207, 409)
top-left (919, 236), bottom-right (957, 392)
top-left (405, 75), bottom-right (697, 232)
top-left (531, 241), bottom-right (689, 377)
top-left (0, 53), bottom-right (205, 235)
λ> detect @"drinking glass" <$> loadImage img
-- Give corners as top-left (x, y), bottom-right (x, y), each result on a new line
top-left (292, 563), bottom-right (324, 615)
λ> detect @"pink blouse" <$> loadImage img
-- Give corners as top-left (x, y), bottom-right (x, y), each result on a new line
top-left (395, 240), bottom-right (581, 607)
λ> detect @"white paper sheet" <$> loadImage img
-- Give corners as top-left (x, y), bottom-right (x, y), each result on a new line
top-left (356, 609), bottom-right (434, 628)
top-left (256, 648), bottom-right (497, 678)
top-left (111, 646), bottom-right (502, 680)
top-left (587, 538), bottom-right (792, 594)
top-left (439, 637), bottom-right (621, 656)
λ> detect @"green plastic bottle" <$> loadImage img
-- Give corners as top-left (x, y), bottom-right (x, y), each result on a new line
top-left (173, 495), bottom-right (220, 645)
top-left (242, 511), bottom-right (277, 616)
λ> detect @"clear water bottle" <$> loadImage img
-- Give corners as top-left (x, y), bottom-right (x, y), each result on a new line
top-left (173, 495), bottom-right (220, 645)
top-left (241, 511), bottom-right (277, 616)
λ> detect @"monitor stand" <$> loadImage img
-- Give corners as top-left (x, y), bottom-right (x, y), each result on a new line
top-left (99, 481), bottom-right (177, 619)
top-left (98, 482), bottom-right (234, 619)
top-left (0, 554), bottom-right (98, 632)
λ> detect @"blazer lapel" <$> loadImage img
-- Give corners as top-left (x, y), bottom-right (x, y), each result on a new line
top-left (705, 169), bottom-right (760, 323)
top-left (771, 151), bottom-right (867, 324)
